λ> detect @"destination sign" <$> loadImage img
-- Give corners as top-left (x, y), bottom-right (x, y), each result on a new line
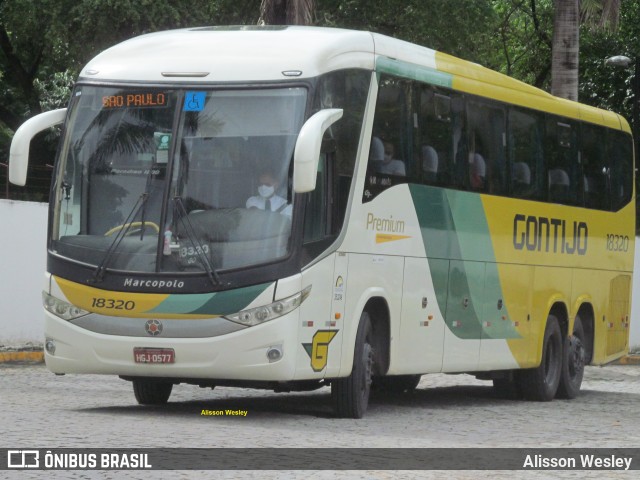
top-left (102, 92), bottom-right (168, 108)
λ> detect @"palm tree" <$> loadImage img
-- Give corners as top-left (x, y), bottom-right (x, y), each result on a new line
top-left (551, 0), bottom-right (621, 100)
top-left (551, 0), bottom-right (580, 100)
top-left (581, 0), bottom-right (620, 29)
top-left (258, 0), bottom-right (315, 26)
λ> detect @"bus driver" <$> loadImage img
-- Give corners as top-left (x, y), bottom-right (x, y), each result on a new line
top-left (246, 170), bottom-right (292, 217)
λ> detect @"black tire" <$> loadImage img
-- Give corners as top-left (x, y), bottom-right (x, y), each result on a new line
top-left (373, 374), bottom-right (421, 393)
top-left (519, 315), bottom-right (563, 401)
top-left (332, 312), bottom-right (374, 418)
top-left (556, 316), bottom-right (586, 399)
top-left (132, 378), bottom-right (173, 405)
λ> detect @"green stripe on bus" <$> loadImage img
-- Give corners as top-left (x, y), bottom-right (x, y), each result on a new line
top-left (376, 57), bottom-right (453, 88)
top-left (149, 282), bottom-right (272, 316)
top-left (446, 191), bottom-right (519, 339)
top-left (409, 185), bottom-right (520, 339)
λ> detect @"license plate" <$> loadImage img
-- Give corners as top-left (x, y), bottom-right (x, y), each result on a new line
top-left (133, 347), bottom-right (175, 364)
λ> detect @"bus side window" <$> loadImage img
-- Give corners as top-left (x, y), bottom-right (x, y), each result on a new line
top-left (418, 87), bottom-right (455, 187)
top-left (369, 75), bottom-right (411, 180)
top-left (580, 124), bottom-right (610, 210)
top-left (303, 152), bottom-right (330, 244)
top-left (450, 95), bottom-right (467, 190)
top-left (545, 117), bottom-right (580, 206)
top-left (508, 108), bottom-right (543, 200)
top-left (467, 99), bottom-right (506, 194)
top-left (313, 68), bottom-right (369, 222)
top-left (608, 130), bottom-right (633, 211)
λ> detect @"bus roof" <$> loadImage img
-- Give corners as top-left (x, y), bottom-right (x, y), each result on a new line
top-left (79, 26), bottom-right (629, 133)
top-left (80, 26), bottom-right (376, 83)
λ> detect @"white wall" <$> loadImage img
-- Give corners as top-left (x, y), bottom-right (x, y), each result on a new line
top-left (1, 199), bottom-right (639, 350)
top-left (632, 246), bottom-right (640, 351)
top-left (0, 199), bottom-right (48, 344)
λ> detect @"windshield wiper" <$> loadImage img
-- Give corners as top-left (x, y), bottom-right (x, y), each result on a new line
top-left (172, 196), bottom-right (220, 286)
top-left (91, 192), bottom-right (149, 283)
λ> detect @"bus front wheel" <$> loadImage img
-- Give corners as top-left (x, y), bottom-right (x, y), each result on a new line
top-left (332, 312), bottom-right (374, 419)
top-left (519, 315), bottom-right (562, 401)
top-left (132, 378), bottom-right (173, 405)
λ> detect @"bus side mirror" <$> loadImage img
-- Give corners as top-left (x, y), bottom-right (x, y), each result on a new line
top-left (9, 108), bottom-right (67, 186)
top-left (293, 108), bottom-right (343, 193)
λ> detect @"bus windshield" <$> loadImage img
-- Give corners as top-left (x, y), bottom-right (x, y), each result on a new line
top-left (51, 86), bottom-right (307, 275)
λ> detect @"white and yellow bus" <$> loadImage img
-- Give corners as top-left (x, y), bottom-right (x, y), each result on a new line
top-left (10, 26), bottom-right (634, 418)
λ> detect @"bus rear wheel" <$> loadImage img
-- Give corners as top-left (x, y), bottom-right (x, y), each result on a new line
top-left (332, 312), bottom-right (374, 419)
top-left (556, 316), bottom-right (586, 399)
top-left (132, 378), bottom-right (173, 405)
top-left (519, 315), bottom-right (562, 401)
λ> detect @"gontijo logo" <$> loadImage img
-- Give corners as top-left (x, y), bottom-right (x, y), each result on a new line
top-left (512, 214), bottom-right (588, 255)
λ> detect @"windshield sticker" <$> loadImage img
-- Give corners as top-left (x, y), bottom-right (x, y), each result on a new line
top-left (184, 91), bottom-right (206, 112)
top-left (154, 132), bottom-right (171, 163)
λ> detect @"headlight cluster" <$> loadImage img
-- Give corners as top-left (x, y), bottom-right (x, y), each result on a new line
top-left (42, 291), bottom-right (89, 320)
top-left (225, 286), bottom-right (311, 327)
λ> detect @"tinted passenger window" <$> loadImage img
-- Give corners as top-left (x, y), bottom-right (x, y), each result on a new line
top-left (581, 124), bottom-right (610, 210)
top-left (467, 100), bottom-right (506, 194)
top-left (371, 76), bottom-right (411, 177)
top-left (312, 69), bottom-right (369, 226)
top-left (608, 130), bottom-right (633, 211)
top-left (418, 86), bottom-right (467, 189)
top-left (545, 117), bottom-right (580, 205)
top-left (508, 108), bottom-right (544, 200)
top-left (363, 75), bottom-right (412, 202)
top-left (303, 154), bottom-right (328, 243)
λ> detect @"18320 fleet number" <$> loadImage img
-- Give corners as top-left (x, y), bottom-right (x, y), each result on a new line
top-left (606, 234), bottom-right (630, 252)
top-left (91, 298), bottom-right (136, 310)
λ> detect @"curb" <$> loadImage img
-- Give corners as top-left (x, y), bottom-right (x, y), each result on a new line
top-left (0, 350), bottom-right (639, 366)
top-left (615, 355), bottom-right (640, 365)
top-left (0, 351), bottom-right (44, 364)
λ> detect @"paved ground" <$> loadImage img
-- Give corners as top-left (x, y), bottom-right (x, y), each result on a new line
top-left (2, 363), bottom-right (639, 479)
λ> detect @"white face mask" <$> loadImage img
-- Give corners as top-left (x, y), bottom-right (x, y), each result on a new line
top-left (258, 184), bottom-right (275, 198)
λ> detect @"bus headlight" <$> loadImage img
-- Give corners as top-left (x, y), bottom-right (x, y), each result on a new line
top-left (42, 291), bottom-right (89, 321)
top-left (225, 286), bottom-right (311, 327)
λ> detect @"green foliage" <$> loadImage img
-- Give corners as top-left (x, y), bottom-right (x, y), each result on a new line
top-left (34, 70), bottom-right (75, 111)
top-left (490, 0), bottom-right (554, 89)
top-left (580, 0), bottom-right (640, 122)
top-left (64, 0), bottom-right (258, 62)
top-left (1, 0), bottom-right (639, 201)
top-left (317, 0), bottom-right (502, 66)
top-left (0, 0), bottom-right (260, 200)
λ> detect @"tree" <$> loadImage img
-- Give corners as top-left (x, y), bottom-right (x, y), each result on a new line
top-left (551, 0), bottom-right (579, 100)
top-left (259, 0), bottom-right (315, 25)
top-left (0, 0), bottom-right (259, 200)
top-left (2, 0), bottom-right (636, 201)
top-left (318, 0), bottom-right (501, 67)
top-left (493, 0), bottom-right (554, 89)
top-left (551, 0), bottom-right (621, 100)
